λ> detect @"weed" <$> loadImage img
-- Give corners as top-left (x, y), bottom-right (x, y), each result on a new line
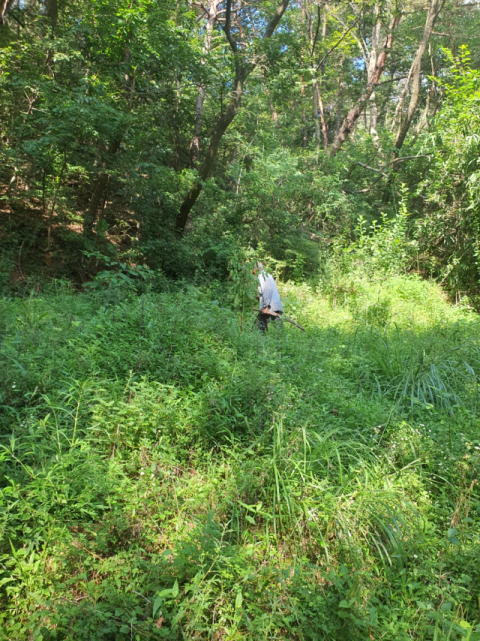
top-left (0, 275), bottom-right (479, 639)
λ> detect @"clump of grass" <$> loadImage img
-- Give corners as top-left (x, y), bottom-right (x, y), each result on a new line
top-left (354, 321), bottom-right (480, 413)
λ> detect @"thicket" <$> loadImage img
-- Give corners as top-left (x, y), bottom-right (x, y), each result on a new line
top-left (1, 0), bottom-right (480, 302)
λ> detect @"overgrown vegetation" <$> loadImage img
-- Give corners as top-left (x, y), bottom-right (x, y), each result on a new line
top-left (1, 0), bottom-right (480, 638)
top-left (1, 270), bottom-right (479, 640)
top-left (1, 0), bottom-right (480, 302)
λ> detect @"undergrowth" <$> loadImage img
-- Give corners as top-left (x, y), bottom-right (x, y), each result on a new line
top-left (0, 275), bottom-right (479, 640)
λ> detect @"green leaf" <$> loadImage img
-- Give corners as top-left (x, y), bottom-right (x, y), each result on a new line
top-left (171, 579), bottom-right (179, 598)
top-left (152, 597), bottom-right (162, 619)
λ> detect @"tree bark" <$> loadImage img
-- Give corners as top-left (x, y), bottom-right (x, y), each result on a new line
top-left (334, 63), bottom-right (343, 139)
top-left (261, 68), bottom-right (280, 129)
top-left (176, 0), bottom-right (290, 232)
top-left (45, 0), bottom-right (58, 28)
top-left (330, 14), bottom-right (401, 156)
top-left (190, 86), bottom-right (205, 166)
top-left (300, 71), bottom-right (307, 148)
top-left (83, 139), bottom-right (121, 236)
top-left (315, 81), bottom-right (329, 149)
top-left (0, 0), bottom-right (14, 25)
top-left (312, 78), bottom-right (321, 145)
top-left (413, 42), bottom-right (435, 139)
top-left (176, 70), bottom-right (247, 231)
top-left (316, 10), bottom-right (328, 150)
top-left (393, 0), bottom-right (445, 154)
top-left (189, 1), bottom-right (219, 166)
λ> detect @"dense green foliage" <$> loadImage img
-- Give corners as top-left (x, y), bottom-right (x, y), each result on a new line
top-left (414, 49), bottom-right (480, 297)
top-left (1, 271), bottom-right (480, 639)
top-left (1, 0), bottom-right (480, 298)
top-left (1, 0), bottom-right (480, 639)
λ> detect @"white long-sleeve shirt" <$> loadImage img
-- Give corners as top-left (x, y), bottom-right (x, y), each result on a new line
top-left (257, 272), bottom-right (283, 314)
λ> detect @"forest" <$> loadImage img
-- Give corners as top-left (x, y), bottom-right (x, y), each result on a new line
top-left (1, 0), bottom-right (480, 639)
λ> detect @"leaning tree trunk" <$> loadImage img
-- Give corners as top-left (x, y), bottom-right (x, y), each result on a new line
top-left (176, 71), bottom-right (247, 231)
top-left (393, 0), bottom-right (445, 154)
top-left (189, 1), bottom-right (219, 166)
top-left (175, 0), bottom-right (290, 232)
top-left (330, 14), bottom-right (401, 157)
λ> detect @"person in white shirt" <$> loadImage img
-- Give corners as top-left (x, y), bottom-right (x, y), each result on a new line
top-left (253, 262), bottom-right (283, 331)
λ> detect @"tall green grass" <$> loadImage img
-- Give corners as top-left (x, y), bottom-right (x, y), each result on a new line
top-left (0, 275), bottom-right (479, 639)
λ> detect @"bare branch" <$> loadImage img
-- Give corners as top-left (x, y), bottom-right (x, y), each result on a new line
top-left (353, 162), bottom-right (388, 177)
top-left (376, 75), bottom-right (408, 86)
top-left (344, 155), bottom-right (431, 193)
top-left (390, 154), bottom-right (430, 166)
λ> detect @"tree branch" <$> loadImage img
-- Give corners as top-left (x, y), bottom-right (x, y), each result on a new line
top-left (330, 13), bottom-right (401, 156)
top-left (316, 20), bottom-right (358, 72)
top-left (311, 3), bottom-right (321, 56)
top-left (343, 155), bottom-right (431, 190)
top-left (376, 74), bottom-right (407, 86)
top-left (263, 0), bottom-right (290, 40)
top-left (222, 0), bottom-right (237, 53)
top-left (9, 9), bottom-right (25, 27)
top-left (352, 162), bottom-right (388, 177)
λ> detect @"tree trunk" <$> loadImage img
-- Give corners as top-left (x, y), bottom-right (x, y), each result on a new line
top-left (335, 61), bottom-right (343, 138)
top-left (393, 0), bottom-right (445, 154)
top-left (312, 78), bottom-right (321, 145)
top-left (315, 82), bottom-right (329, 149)
top-left (0, 0), bottom-right (14, 25)
top-left (83, 139), bottom-right (120, 236)
top-left (262, 68), bottom-right (280, 129)
top-left (300, 72), bottom-right (307, 148)
top-left (189, 1), bottom-right (219, 166)
top-left (413, 43), bottom-right (435, 139)
top-left (330, 14), bottom-right (401, 156)
top-left (265, 84), bottom-right (280, 128)
top-left (176, 71), bottom-right (246, 231)
top-left (317, 10), bottom-right (328, 150)
top-left (176, 0), bottom-right (290, 232)
top-left (300, 46), bottom-right (307, 148)
top-left (369, 92), bottom-right (378, 140)
top-left (45, 0), bottom-right (58, 28)
top-left (190, 86), bottom-right (205, 166)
